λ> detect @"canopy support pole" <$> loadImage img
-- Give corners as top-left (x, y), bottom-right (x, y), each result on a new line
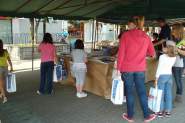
top-left (43, 18), bottom-right (46, 34)
top-left (30, 18), bottom-right (35, 71)
top-left (94, 19), bottom-right (97, 49)
top-left (91, 19), bottom-right (95, 50)
top-left (96, 20), bottom-right (99, 49)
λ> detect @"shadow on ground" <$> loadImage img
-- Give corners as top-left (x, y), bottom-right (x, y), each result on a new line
top-left (0, 70), bottom-right (184, 123)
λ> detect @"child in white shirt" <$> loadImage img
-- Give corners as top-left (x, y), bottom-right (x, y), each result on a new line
top-left (155, 40), bottom-right (176, 117)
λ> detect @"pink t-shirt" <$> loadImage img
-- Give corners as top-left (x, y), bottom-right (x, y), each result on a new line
top-left (38, 43), bottom-right (56, 62)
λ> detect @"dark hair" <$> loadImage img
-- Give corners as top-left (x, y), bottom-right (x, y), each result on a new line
top-left (0, 39), bottom-right (5, 57)
top-left (157, 17), bottom-right (166, 23)
top-left (153, 33), bottom-right (159, 38)
top-left (42, 33), bottom-right (53, 44)
top-left (75, 39), bottom-right (84, 49)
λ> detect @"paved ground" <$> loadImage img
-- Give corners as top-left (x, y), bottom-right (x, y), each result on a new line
top-left (12, 59), bottom-right (40, 71)
top-left (0, 70), bottom-right (184, 123)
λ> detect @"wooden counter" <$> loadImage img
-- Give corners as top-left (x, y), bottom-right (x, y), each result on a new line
top-left (63, 56), bottom-right (157, 99)
top-left (63, 56), bottom-right (114, 99)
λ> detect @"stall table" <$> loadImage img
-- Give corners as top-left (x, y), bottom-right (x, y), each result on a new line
top-left (62, 56), bottom-right (157, 99)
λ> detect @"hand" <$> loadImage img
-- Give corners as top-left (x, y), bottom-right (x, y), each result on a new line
top-left (154, 80), bottom-right (158, 87)
top-left (10, 67), bottom-right (13, 72)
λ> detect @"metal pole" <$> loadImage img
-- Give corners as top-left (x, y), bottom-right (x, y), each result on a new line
top-left (30, 18), bottom-right (34, 71)
top-left (10, 19), bottom-right (13, 44)
top-left (96, 20), bottom-right (98, 49)
top-left (91, 20), bottom-right (94, 50)
top-left (94, 19), bottom-right (97, 49)
top-left (43, 18), bottom-right (46, 34)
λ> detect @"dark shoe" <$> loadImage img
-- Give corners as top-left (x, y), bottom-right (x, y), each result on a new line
top-left (122, 113), bottom-right (134, 123)
top-left (175, 95), bottom-right (182, 103)
top-left (144, 114), bottom-right (156, 123)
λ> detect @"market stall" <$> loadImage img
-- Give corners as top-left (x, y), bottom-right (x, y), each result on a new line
top-left (62, 55), bottom-right (157, 99)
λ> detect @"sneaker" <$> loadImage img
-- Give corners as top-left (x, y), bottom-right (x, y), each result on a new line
top-left (76, 92), bottom-right (80, 98)
top-left (2, 97), bottom-right (7, 104)
top-left (81, 92), bottom-right (87, 97)
top-left (76, 92), bottom-right (87, 98)
top-left (122, 113), bottom-right (134, 123)
top-left (165, 112), bottom-right (171, 118)
top-left (144, 114), bottom-right (156, 123)
top-left (37, 90), bottom-right (42, 95)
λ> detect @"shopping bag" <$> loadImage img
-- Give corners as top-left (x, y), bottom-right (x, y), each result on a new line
top-left (53, 64), bottom-right (67, 82)
top-left (53, 65), bottom-right (62, 82)
top-left (6, 73), bottom-right (16, 93)
top-left (148, 87), bottom-right (163, 112)
top-left (111, 76), bottom-right (123, 105)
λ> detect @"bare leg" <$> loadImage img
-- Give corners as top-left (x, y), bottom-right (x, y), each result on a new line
top-left (0, 75), bottom-right (7, 103)
top-left (76, 84), bottom-right (81, 93)
top-left (79, 84), bottom-right (84, 93)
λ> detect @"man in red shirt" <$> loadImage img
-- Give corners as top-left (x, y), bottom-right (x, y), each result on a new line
top-left (117, 17), bottom-right (156, 123)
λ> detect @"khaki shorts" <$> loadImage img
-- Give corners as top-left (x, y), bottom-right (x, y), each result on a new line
top-left (0, 67), bottom-right (8, 79)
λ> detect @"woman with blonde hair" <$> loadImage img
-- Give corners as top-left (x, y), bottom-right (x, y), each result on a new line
top-left (117, 17), bottom-right (156, 122)
top-left (171, 23), bottom-right (184, 102)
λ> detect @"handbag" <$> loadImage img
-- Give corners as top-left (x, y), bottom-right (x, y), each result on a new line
top-left (148, 87), bottom-right (163, 112)
top-left (6, 73), bottom-right (16, 93)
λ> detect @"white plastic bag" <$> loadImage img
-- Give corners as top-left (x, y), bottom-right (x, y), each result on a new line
top-left (148, 87), bottom-right (163, 112)
top-left (111, 76), bottom-right (124, 105)
top-left (53, 65), bottom-right (62, 82)
top-left (6, 73), bottom-right (16, 93)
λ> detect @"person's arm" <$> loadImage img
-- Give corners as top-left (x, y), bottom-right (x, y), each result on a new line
top-left (6, 51), bottom-right (13, 71)
top-left (7, 56), bottom-right (13, 71)
top-left (147, 36), bottom-right (156, 58)
top-left (155, 55), bottom-right (163, 86)
top-left (38, 43), bottom-right (42, 52)
top-left (84, 52), bottom-right (88, 64)
top-left (117, 33), bottom-right (126, 70)
top-left (153, 39), bottom-right (166, 47)
top-left (177, 48), bottom-right (185, 56)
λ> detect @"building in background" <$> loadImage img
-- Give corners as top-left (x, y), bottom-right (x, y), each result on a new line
top-left (0, 18), bottom-right (119, 45)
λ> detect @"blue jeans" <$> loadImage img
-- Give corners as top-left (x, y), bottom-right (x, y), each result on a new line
top-left (157, 75), bottom-right (173, 112)
top-left (172, 67), bottom-right (183, 95)
top-left (121, 72), bottom-right (149, 119)
top-left (39, 61), bottom-right (54, 94)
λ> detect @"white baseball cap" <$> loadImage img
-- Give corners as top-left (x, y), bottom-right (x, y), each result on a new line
top-left (166, 40), bottom-right (176, 46)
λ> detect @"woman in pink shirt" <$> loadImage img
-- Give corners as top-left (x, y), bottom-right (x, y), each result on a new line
top-left (37, 33), bottom-right (57, 95)
top-left (118, 17), bottom-right (156, 123)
